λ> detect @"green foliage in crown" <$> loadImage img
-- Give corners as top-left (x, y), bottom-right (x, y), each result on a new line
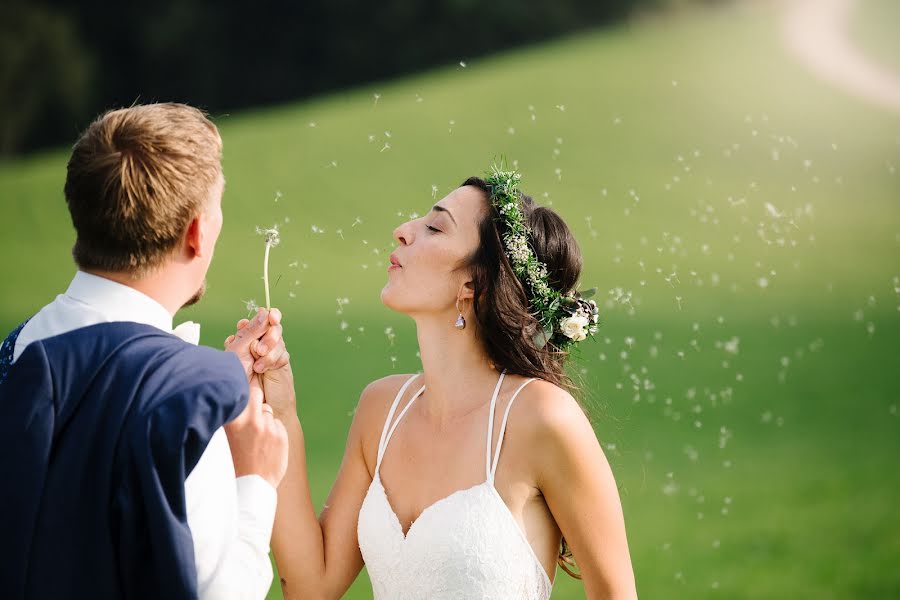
top-left (484, 162), bottom-right (600, 351)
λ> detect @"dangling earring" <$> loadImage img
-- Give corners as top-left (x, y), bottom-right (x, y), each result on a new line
top-left (454, 297), bottom-right (466, 330)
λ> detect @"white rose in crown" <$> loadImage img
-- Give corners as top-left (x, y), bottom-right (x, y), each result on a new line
top-left (559, 315), bottom-right (590, 341)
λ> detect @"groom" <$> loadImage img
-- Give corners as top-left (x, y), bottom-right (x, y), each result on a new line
top-left (0, 103), bottom-right (290, 599)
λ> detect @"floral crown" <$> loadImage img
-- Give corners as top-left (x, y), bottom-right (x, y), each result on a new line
top-left (484, 163), bottom-right (600, 351)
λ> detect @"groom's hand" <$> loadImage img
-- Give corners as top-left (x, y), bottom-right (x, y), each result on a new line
top-left (227, 310), bottom-right (296, 420)
top-left (224, 307), bottom-right (289, 380)
top-left (223, 374), bottom-right (289, 489)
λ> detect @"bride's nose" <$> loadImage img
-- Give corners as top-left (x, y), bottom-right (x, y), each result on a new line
top-left (393, 221), bottom-right (411, 246)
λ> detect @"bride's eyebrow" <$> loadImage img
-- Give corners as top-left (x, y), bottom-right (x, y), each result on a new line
top-left (431, 205), bottom-right (457, 226)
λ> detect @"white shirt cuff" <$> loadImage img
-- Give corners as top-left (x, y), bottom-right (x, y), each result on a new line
top-left (235, 474), bottom-right (278, 551)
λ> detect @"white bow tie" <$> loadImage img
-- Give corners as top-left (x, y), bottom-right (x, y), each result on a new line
top-left (171, 321), bottom-right (201, 345)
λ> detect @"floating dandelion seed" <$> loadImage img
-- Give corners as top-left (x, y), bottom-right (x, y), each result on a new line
top-left (274, 190), bottom-right (283, 202)
top-left (308, 122), bottom-right (317, 128)
top-left (337, 228), bottom-right (344, 239)
top-left (459, 61), bottom-right (467, 68)
top-left (764, 202), bottom-right (783, 218)
top-left (555, 104), bottom-right (566, 112)
top-left (385, 327), bottom-right (396, 346)
top-left (380, 142), bottom-right (391, 152)
top-left (326, 160), bottom-right (338, 168)
top-left (555, 167), bottom-right (562, 181)
top-left (352, 216), bottom-right (363, 227)
top-left (243, 298), bottom-right (259, 317)
top-left (256, 225), bottom-right (281, 309)
top-left (368, 134), bottom-right (376, 142)
top-left (431, 184), bottom-right (438, 199)
top-left (373, 93), bottom-right (381, 106)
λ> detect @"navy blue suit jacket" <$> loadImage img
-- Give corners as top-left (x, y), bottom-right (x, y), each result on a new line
top-left (0, 322), bottom-right (249, 600)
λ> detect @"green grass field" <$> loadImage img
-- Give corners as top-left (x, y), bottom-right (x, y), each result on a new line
top-left (1, 2), bottom-right (898, 598)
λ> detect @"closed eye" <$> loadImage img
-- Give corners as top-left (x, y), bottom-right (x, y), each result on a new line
top-left (426, 224), bottom-right (441, 233)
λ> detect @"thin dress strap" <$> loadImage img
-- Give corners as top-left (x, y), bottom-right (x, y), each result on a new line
top-left (484, 369), bottom-right (507, 480)
top-left (488, 377), bottom-right (539, 483)
top-left (375, 373), bottom-right (426, 473)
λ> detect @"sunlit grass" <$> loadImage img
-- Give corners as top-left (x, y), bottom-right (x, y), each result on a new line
top-left (0, 2), bottom-right (898, 598)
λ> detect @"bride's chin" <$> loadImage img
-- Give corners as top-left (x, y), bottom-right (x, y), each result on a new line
top-left (380, 286), bottom-right (407, 314)
top-left (379, 285), bottom-right (394, 307)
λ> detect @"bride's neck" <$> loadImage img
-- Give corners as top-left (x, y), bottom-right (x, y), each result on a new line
top-left (413, 314), bottom-right (499, 424)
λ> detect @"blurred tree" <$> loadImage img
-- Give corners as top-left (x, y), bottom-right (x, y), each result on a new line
top-left (3, 0), bottom-right (660, 155)
top-left (0, 1), bottom-right (93, 155)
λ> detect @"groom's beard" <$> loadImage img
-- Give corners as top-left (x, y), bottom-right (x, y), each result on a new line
top-left (181, 279), bottom-right (207, 309)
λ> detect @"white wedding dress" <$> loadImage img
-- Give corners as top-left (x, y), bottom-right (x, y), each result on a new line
top-left (357, 370), bottom-right (554, 599)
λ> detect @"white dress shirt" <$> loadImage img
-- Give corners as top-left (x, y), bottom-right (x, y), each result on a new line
top-left (13, 271), bottom-right (276, 600)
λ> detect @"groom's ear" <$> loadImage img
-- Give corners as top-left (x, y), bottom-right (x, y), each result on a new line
top-left (184, 214), bottom-right (205, 259)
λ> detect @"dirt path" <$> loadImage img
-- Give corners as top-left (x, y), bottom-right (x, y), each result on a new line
top-left (781, 0), bottom-right (900, 115)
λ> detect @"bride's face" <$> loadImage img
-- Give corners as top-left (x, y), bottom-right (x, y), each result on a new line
top-left (381, 185), bottom-right (487, 316)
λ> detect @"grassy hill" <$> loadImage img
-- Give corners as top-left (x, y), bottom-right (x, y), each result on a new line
top-left (1, 2), bottom-right (898, 598)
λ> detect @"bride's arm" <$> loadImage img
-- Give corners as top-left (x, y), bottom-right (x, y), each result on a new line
top-left (527, 382), bottom-right (639, 600)
top-left (262, 364), bottom-right (394, 600)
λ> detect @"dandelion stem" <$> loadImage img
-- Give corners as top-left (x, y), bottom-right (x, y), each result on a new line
top-left (264, 241), bottom-right (272, 309)
top-left (257, 224), bottom-right (280, 310)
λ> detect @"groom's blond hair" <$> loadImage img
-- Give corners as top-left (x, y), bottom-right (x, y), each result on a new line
top-left (64, 102), bottom-right (223, 275)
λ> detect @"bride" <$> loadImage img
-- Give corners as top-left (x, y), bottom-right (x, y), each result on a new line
top-left (237, 166), bottom-right (638, 599)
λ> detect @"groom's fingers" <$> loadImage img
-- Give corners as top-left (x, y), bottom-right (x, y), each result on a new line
top-left (247, 374), bottom-right (264, 412)
top-left (236, 319), bottom-right (250, 330)
top-left (233, 308), bottom-right (270, 347)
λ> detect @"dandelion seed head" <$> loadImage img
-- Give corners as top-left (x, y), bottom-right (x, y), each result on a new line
top-left (256, 225), bottom-right (281, 247)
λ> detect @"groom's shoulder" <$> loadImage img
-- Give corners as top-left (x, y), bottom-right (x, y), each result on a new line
top-left (39, 322), bottom-right (244, 386)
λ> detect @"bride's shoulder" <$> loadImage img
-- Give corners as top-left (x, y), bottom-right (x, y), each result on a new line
top-left (507, 379), bottom-right (601, 479)
top-left (353, 374), bottom-right (419, 471)
top-left (358, 373), bottom-right (418, 411)
top-left (506, 378), bottom-right (590, 441)
top-left (353, 374), bottom-right (418, 429)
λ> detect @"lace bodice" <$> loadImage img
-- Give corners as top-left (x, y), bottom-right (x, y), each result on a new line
top-left (357, 370), bottom-right (554, 599)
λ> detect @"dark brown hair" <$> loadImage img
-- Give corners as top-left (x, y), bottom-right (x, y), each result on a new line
top-left (460, 176), bottom-right (583, 578)
top-left (64, 103), bottom-right (222, 275)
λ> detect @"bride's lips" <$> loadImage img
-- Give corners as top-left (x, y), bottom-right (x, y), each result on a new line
top-left (388, 253), bottom-right (402, 271)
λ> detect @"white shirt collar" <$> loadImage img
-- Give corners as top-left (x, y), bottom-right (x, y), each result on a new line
top-left (65, 271), bottom-right (174, 333)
